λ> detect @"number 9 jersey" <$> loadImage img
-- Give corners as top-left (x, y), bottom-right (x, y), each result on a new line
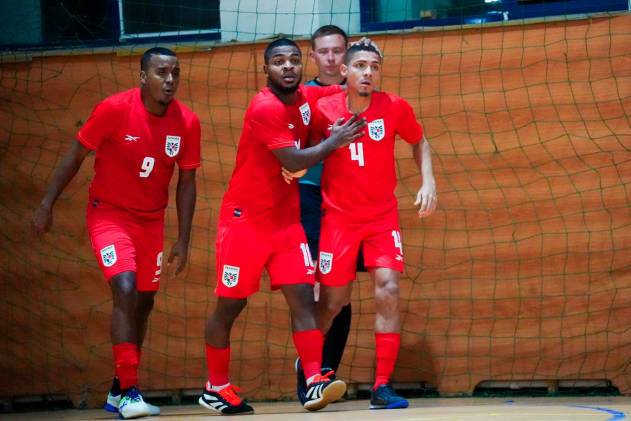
top-left (311, 91), bottom-right (423, 225)
top-left (77, 88), bottom-right (201, 218)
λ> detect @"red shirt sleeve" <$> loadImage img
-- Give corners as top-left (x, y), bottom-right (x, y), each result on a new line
top-left (303, 84), bottom-right (343, 102)
top-left (395, 98), bottom-right (423, 144)
top-left (249, 100), bottom-right (295, 150)
top-left (177, 114), bottom-right (202, 169)
top-left (76, 99), bottom-right (118, 150)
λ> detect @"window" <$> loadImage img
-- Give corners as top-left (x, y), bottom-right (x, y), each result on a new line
top-left (118, 0), bottom-right (220, 40)
top-left (360, 0), bottom-right (629, 31)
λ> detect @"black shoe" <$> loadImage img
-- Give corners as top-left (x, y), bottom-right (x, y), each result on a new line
top-left (369, 384), bottom-right (409, 409)
top-left (303, 372), bottom-right (346, 412)
top-left (199, 382), bottom-right (254, 415)
top-left (295, 358), bottom-right (307, 405)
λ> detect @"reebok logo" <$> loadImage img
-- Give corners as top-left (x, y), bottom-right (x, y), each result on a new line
top-left (125, 134), bottom-right (140, 142)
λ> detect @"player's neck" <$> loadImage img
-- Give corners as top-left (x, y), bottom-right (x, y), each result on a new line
top-left (346, 90), bottom-right (372, 114)
top-left (316, 74), bottom-right (345, 86)
top-left (141, 90), bottom-right (169, 116)
top-left (268, 83), bottom-right (299, 105)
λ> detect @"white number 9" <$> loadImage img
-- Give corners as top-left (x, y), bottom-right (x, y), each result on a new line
top-left (139, 157), bottom-right (155, 178)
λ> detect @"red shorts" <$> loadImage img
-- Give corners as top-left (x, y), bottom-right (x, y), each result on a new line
top-left (215, 217), bottom-right (315, 298)
top-left (317, 216), bottom-right (404, 286)
top-left (86, 204), bottom-right (164, 292)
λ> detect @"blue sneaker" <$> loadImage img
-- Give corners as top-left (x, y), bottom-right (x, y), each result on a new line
top-left (369, 384), bottom-right (409, 409)
top-left (104, 378), bottom-right (159, 416)
top-left (118, 386), bottom-right (152, 419)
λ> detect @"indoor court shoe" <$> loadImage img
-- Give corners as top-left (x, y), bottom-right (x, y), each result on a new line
top-left (295, 357), bottom-right (307, 405)
top-left (303, 371), bottom-right (347, 411)
top-left (104, 378), bottom-right (160, 416)
top-left (369, 383), bottom-right (409, 409)
top-left (118, 386), bottom-right (152, 419)
top-left (199, 382), bottom-right (254, 415)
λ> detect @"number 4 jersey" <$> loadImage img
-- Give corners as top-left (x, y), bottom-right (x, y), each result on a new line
top-left (77, 88), bottom-right (201, 217)
top-left (311, 91), bottom-right (423, 224)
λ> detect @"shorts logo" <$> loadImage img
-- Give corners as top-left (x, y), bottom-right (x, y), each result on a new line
top-left (319, 252), bottom-right (333, 275)
top-left (368, 119), bottom-right (385, 141)
top-left (165, 135), bottom-right (181, 157)
top-left (100, 245), bottom-right (117, 267)
top-left (299, 102), bottom-right (311, 126)
top-left (222, 265), bottom-right (240, 288)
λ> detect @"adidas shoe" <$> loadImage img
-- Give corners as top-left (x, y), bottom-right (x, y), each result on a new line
top-left (369, 384), bottom-right (409, 409)
top-left (198, 382), bottom-right (254, 415)
top-left (103, 378), bottom-right (159, 416)
top-left (303, 371), bottom-right (347, 412)
top-left (118, 386), bottom-right (151, 419)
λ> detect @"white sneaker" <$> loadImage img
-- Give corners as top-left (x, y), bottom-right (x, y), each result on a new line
top-left (105, 390), bottom-right (160, 416)
top-left (118, 386), bottom-right (152, 419)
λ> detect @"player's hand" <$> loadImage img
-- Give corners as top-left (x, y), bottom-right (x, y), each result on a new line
top-left (281, 167), bottom-right (307, 184)
top-left (167, 239), bottom-right (189, 276)
top-left (329, 114), bottom-right (366, 148)
top-left (414, 182), bottom-right (437, 218)
top-left (32, 204), bottom-right (53, 235)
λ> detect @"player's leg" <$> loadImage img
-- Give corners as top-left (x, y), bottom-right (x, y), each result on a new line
top-left (363, 224), bottom-right (409, 410)
top-left (86, 206), bottom-right (153, 419)
top-left (199, 219), bottom-right (263, 415)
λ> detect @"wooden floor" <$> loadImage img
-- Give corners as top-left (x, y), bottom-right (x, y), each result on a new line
top-left (4, 397), bottom-right (630, 421)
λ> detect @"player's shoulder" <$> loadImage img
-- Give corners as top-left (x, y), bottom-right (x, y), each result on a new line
top-left (97, 88), bottom-right (137, 112)
top-left (315, 89), bottom-right (345, 109)
top-left (248, 88), bottom-right (286, 117)
top-left (170, 98), bottom-right (200, 124)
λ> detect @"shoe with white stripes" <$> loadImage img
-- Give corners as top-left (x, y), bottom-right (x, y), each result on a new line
top-left (303, 371), bottom-right (347, 412)
top-left (104, 378), bottom-right (160, 416)
top-left (198, 382), bottom-right (254, 415)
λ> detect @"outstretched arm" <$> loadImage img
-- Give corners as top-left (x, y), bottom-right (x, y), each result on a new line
top-left (273, 115), bottom-right (365, 172)
top-left (32, 140), bottom-right (91, 234)
top-left (168, 168), bottom-right (197, 275)
top-left (413, 138), bottom-right (437, 218)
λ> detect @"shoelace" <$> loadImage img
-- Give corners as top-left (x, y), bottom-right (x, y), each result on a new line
top-left (219, 385), bottom-right (243, 405)
top-left (311, 370), bottom-right (335, 384)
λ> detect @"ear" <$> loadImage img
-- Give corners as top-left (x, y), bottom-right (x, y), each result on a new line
top-left (340, 64), bottom-right (348, 78)
top-left (140, 70), bottom-right (147, 86)
top-left (263, 64), bottom-right (268, 75)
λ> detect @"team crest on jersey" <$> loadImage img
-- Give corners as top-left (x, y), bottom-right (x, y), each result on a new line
top-left (165, 135), bottom-right (181, 157)
top-left (100, 245), bottom-right (117, 267)
top-left (299, 102), bottom-right (311, 125)
top-left (222, 265), bottom-right (240, 288)
top-left (319, 252), bottom-right (333, 275)
top-left (368, 119), bottom-right (385, 141)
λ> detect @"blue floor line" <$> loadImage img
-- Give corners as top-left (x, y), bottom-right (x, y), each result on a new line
top-left (569, 405), bottom-right (626, 420)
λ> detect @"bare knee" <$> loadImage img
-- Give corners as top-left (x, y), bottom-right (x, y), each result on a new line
top-left (375, 276), bottom-right (399, 302)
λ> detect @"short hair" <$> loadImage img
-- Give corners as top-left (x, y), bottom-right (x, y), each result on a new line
top-left (344, 42), bottom-right (382, 65)
top-left (140, 47), bottom-right (176, 71)
top-left (311, 25), bottom-right (348, 49)
top-left (264, 38), bottom-right (301, 64)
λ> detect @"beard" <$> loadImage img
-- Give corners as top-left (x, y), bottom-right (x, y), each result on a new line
top-left (359, 91), bottom-right (371, 97)
top-left (269, 74), bottom-right (302, 94)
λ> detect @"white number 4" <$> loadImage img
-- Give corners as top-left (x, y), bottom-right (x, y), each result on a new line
top-left (349, 143), bottom-right (364, 167)
top-left (139, 157), bottom-right (155, 178)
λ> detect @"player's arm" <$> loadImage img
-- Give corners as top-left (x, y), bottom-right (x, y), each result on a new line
top-left (412, 138), bottom-right (437, 218)
top-left (273, 115), bottom-right (365, 172)
top-left (168, 168), bottom-right (197, 275)
top-left (32, 140), bottom-right (91, 234)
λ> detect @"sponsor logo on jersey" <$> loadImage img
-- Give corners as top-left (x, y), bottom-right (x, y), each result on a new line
top-left (100, 245), bottom-right (117, 267)
top-left (319, 251), bottom-right (333, 275)
top-left (124, 134), bottom-right (140, 142)
top-left (165, 135), bottom-right (181, 157)
top-left (299, 102), bottom-right (311, 126)
top-left (222, 265), bottom-right (240, 288)
top-left (368, 119), bottom-right (385, 141)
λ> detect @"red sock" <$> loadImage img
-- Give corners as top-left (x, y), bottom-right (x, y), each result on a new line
top-left (292, 329), bottom-right (323, 382)
top-left (205, 344), bottom-right (230, 386)
top-left (113, 343), bottom-right (139, 390)
top-left (374, 333), bottom-right (400, 390)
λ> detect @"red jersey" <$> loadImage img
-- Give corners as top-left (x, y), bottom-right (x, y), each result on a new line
top-left (220, 84), bottom-right (340, 226)
top-left (77, 88), bottom-right (201, 217)
top-left (312, 91), bottom-right (423, 223)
